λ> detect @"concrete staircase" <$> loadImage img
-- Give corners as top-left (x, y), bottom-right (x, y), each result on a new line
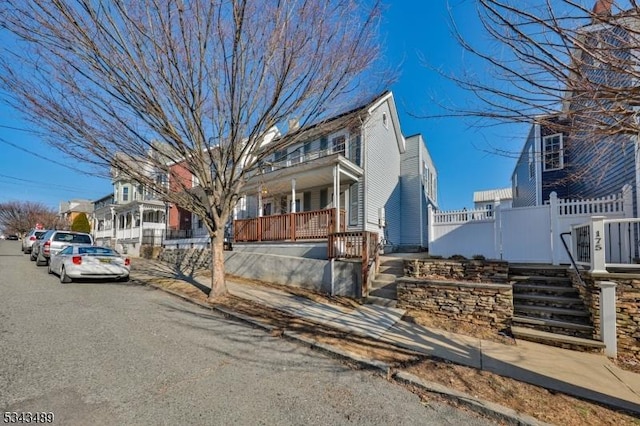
top-left (366, 257), bottom-right (404, 308)
top-left (509, 264), bottom-right (605, 352)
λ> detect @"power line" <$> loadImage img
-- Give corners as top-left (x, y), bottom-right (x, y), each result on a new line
top-left (0, 173), bottom-right (99, 193)
top-left (0, 135), bottom-right (106, 177)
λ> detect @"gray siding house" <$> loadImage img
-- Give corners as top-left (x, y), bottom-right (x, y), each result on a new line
top-left (234, 91), bottom-right (438, 252)
top-left (399, 134), bottom-right (438, 250)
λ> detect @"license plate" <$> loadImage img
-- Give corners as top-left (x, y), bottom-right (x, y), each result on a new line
top-left (99, 258), bottom-right (112, 264)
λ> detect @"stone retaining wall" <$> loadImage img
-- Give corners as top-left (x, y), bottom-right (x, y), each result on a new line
top-left (571, 271), bottom-right (640, 360)
top-left (404, 258), bottom-right (509, 283)
top-left (397, 278), bottom-right (513, 331)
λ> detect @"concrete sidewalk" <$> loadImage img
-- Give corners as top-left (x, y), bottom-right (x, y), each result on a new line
top-left (132, 259), bottom-right (640, 415)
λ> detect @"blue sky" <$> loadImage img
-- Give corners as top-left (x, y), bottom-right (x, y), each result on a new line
top-left (0, 1), bottom-right (526, 211)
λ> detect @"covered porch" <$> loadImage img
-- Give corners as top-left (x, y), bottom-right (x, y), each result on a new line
top-left (234, 153), bottom-right (363, 242)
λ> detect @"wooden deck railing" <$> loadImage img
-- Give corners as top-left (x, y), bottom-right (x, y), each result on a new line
top-left (233, 208), bottom-right (346, 242)
top-left (328, 231), bottom-right (379, 298)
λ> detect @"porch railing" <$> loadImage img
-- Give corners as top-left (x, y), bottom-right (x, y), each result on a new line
top-left (571, 217), bottom-right (640, 272)
top-left (233, 208), bottom-right (346, 242)
top-left (328, 231), bottom-right (379, 298)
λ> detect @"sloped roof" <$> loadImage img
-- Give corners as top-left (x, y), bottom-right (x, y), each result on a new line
top-left (473, 187), bottom-right (513, 203)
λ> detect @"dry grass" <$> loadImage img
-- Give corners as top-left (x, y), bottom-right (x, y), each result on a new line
top-left (141, 273), bottom-right (640, 426)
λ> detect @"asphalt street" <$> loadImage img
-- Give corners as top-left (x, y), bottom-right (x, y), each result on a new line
top-left (0, 240), bottom-right (493, 425)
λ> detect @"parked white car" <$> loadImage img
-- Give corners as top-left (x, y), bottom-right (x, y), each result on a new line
top-left (48, 245), bottom-right (130, 283)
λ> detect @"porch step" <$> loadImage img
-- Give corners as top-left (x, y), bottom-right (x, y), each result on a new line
top-left (513, 294), bottom-right (585, 306)
top-left (369, 284), bottom-right (396, 300)
top-left (373, 273), bottom-right (398, 283)
top-left (378, 266), bottom-right (404, 276)
top-left (510, 275), bottom-right (573, 285)
top-left (512, 316), bottom-right (593, 332)
top-left (508, 265), bottom-right (569, 278)
top-left (365, 295), bottom-right (397, 308)
top-left (511, 326), bottom-right (604, 351)
top-left (514, 304), bottom-right (590, 318)
top-left (513, 284), bottom-right (579, 295)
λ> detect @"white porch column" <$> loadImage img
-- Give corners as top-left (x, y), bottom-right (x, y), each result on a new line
top-left (138, 205), bottom-right (144, 246)
top-left (333, 164), bottom-right (341, 232)
top-left (591, 216), bottom-right (607, 274)
top-left (493, 198), bottom-right (502, 260)
top-left (258, 186), bottom-right (263, 217)
top-left (597, 280), bottom-right (618, 358)
top-left (291, 178), bottom-right (297, 213)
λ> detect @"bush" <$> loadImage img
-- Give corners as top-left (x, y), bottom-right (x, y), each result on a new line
top-left (449, 254), bottom-right (467, 260)
top-left (472, 254), bottom-right (486, 261)
top-left (71, 212), bottom-right (91, 233)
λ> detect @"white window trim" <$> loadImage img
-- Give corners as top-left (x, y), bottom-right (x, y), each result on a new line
top-left (542, 133), bottom-right (564, 172)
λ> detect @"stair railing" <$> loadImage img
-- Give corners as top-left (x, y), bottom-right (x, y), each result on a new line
top-left (560, 231), bottom-right (587, 287)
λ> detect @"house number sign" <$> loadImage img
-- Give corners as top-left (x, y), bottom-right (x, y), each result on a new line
top-left (594, 230), bottom-right (603, 251)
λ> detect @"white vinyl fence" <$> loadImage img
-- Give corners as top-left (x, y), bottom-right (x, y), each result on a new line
top-left (428, 185), bottom-right (633, 264)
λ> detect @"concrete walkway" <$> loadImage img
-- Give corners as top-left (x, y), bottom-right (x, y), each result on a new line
top-left (132, 259), bottom-right (640, 415)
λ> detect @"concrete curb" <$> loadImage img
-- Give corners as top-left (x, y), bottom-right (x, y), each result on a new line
top-left (139, 277), bottom-right (546, 425)
top-left (394, 371), bottom-right (552, 426)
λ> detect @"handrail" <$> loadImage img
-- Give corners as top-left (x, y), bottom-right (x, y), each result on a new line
top-left (560, 231), bottom-right (587, 287)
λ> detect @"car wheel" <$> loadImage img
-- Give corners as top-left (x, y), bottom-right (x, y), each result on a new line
top-left (30, 251), bottom-right (36, 261)
top-left (118, 275), bottom-right (130, 283)
top-left (47, 263), bottom-right (54, 275)
top-left (36, 253), bottom-right (47, 267)
top-left (60, 266), bottom-right (72, 283)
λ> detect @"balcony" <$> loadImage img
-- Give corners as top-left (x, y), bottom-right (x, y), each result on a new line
top-left (234, 208), bottom-right (346, 242)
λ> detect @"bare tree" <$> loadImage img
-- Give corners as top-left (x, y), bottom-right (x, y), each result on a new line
top-left (0, 201), bottom-right (63, 236)
top-left (436, 0), bottom-right (640, 185)
top-left (0, 0), bottom-right (383, 299)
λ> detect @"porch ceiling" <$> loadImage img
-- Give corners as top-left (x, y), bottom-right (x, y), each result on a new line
top-left (243, 154), bottom-right (363, 194)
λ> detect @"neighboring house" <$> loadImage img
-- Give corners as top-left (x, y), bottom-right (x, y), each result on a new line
top-left (59, 199), bottom-right (94, 229)
top-left (92, 155), bottom-right (167, 256)
top-left (233, 91), bottom-right (438, 252)
top-left (400, 134), bottom-right (438, 250)
top-left (473, 187), bottom-right (512, 210)
top-left (513, 2), bottom-right (640, 215)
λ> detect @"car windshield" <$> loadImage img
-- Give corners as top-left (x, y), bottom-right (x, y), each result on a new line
top-left (35, 231), bottom-right (46, 238)
top-left (78, 247), bottom-right (117, 256)
top-left (53, 233), bottom-right (92, 244)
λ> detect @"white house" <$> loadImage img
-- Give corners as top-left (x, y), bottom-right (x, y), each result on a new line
top-left (473, 187), bottom-right (513, 211)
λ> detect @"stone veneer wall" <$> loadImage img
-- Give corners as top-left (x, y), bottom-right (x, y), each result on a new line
top-left (404, 258), bottom-right (509, 283)
top-left (397, 278), bottom-right (513, 331)
top-left (571, 271), bottom-right (640, 360)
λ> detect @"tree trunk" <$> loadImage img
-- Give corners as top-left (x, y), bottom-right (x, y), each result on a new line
top-left (208, 234), bottom-right (228, 299)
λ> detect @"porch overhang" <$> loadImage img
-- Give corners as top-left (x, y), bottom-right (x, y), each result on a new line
top-left (243, 154), bottom-right (363, 194)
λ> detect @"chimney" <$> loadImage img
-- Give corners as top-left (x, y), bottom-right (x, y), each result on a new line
top-left (592, 0), bottom-right (613, 17)
top-left (288, 117), bottom-right (300, 132)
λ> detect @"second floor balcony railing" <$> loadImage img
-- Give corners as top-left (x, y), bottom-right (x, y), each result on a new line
top-left (261, 140), bottom-right (359, 173)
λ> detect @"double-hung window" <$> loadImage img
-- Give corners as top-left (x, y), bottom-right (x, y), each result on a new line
top-left (543, 134), bottom-right (564, 171)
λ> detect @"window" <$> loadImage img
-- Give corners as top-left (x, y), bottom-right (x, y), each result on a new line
top-left (331, 135), bottom-right (345, 155)
top-left (382, 112), bottom-right (388, 129)
top-left (123, 186), bottom-right (129, 202)
top-left (349, 182), bottom-right (359, 225)
top-left (348, 134), bottom-right (361, 166)
top-left (303, 192), bottom-right (311, 212)
top-left (319, 136), bottom-right (328, 152)
top-left (320, 189), bottom-right (328, 209)
top-left (528, 145), bottom-right (535, 180)
top-left (543, 134), bottom-right (564, 171)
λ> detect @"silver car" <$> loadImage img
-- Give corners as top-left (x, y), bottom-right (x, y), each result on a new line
top-left (48, 245), bottom-right (130, 283)
top-left (34, 230), bottom-right (93, 266)
top-left (22, 229), bottom-right (48, 253)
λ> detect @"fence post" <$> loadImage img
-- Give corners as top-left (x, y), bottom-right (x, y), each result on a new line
top-left (550, 191), bottom-right (560, 265)
top-left (622, 184), bottom-right (633, 218)
top-left (493, 198), bottom-right (501, 260)
top-left (427, 204), bottom-right (434, 246)
top-left (597, 281), bottom-right (618, 358)
top-left (592, 216), bottom-right (606, 273)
